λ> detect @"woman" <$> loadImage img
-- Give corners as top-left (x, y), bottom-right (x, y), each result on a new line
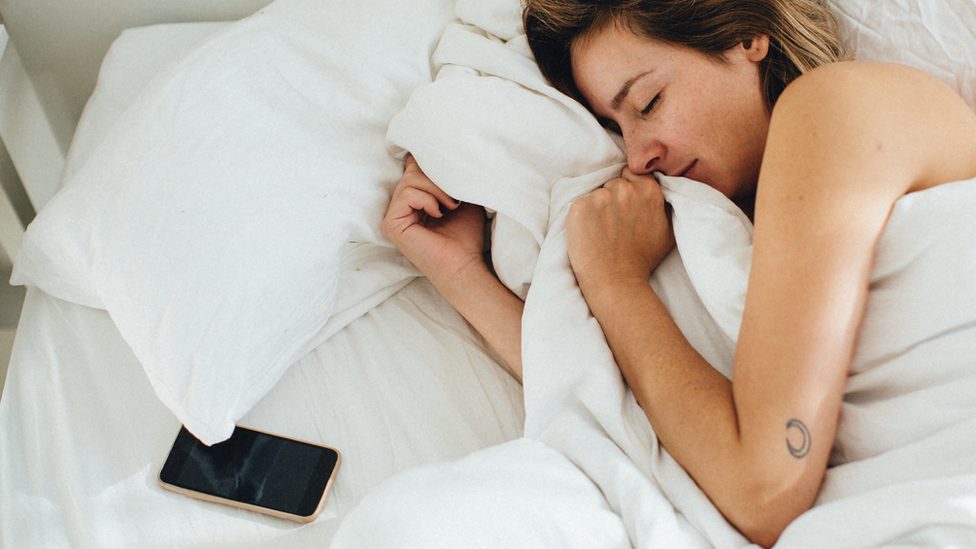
top-left (381, 0), bottom-right (976, 545)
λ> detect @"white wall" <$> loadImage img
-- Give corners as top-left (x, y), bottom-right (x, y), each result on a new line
top-left (0, 0), bottom-right (273, 154)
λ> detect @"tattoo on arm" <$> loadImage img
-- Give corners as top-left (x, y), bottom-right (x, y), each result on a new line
top-left (785, 418), bottom-right (811, 459)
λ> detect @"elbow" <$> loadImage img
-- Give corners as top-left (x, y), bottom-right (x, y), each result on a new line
top-left (722, 472), bottom-right (820, 548)
top-left (736, 517), bottom-right (788, 549)
top-left (727, 498), bottom-right (793, 548)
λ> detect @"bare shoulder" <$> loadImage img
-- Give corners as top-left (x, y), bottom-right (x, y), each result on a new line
top-left (776, 60), bottom-right (974, 128)
top-left (785, 61), bottom-right (943, 95)
top-left (768, 61), bottom-right (976, 193)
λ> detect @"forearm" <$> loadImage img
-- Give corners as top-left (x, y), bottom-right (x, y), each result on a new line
top-left (587, 281), bottom-right (741, 478)
top-left (585, 280), bottom-right (806, 545)
top-left (428, 261), bottom-right (524, 382)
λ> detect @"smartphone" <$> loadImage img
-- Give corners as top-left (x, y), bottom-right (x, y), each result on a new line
top-left (159, 425), bottom-right (341, 523)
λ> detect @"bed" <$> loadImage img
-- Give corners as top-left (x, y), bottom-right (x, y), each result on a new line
top-left (2, 0), bottom-right (976, 547)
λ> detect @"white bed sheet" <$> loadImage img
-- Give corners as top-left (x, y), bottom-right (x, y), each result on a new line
top-left (0, 23), bottom-right (523, 549)
top-left (0, 282), bottom-right (523, 547)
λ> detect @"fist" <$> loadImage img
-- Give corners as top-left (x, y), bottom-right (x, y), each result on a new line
top-left (566, 168), bottom-right (675, 296)
top-left (381, 155), bottom-right (487, 285)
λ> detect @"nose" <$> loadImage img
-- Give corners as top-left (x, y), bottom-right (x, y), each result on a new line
top-left (624, 128), bottom-right (666, 176)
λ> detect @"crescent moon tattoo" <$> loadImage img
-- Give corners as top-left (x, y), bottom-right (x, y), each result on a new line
top-left (786, 418), bottom-right (811, 459)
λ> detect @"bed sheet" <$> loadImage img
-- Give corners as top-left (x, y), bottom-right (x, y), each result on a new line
top-left (0, 282), bottom-right (523, 548)
top-left (0, 22), bottom-right (523, 549)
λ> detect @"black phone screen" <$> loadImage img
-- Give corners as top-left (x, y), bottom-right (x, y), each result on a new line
top-left (160, 426), bottom-right (339, 517)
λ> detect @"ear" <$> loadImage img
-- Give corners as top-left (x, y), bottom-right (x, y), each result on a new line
top-left (742, 35), bottom-right (770, 63)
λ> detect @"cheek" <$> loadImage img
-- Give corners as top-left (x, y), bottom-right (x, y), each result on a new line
top-left (657, 107), bottom-right (699, 151)
top-left (626, 114), bottom-right (681, 158)
top-left (670, 83), bottom-right (723, 140)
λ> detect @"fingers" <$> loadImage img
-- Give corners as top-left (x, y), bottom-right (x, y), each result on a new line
top-left (397, 186), bottom-right (444, 219)
top-left (404, 153), bottom-right (420, 173)
top-left (619, 169), bottom-right (668, 212)
top-left (382, 184), bottom-right (441, 241)
top-left (384, 154), bottom-right (464, 241)
top-left (401, 154), bottom-right (460, 213)
top-left (620, 166), bottom-right (658, 185)
top-left (600, 176), bottom-right (666, 210)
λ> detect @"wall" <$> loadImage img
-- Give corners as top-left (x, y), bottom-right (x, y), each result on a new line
top-left (0, 0), bottom-right (273, 154)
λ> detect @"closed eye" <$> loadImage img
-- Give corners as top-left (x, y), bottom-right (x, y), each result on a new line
top-left (640, 93), bottom-right (661, 118)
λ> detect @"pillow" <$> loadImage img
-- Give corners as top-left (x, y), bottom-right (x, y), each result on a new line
top-left (61, 23), bottom-right (231, 185)
top-left (11, 0), bottom-right (455, 445)
top-left (827, 0), bottom-right (976, 109)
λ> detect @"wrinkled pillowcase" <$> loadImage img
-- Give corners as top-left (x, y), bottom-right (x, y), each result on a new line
top-left (11, 0), bottom-right (455, 445)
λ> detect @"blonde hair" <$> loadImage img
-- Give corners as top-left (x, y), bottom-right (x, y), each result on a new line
top-left (523, 0), bottom-right (850, 110)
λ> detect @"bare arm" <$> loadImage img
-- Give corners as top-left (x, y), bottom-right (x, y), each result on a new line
top-left (381, 156), bottom-right (523, 381)
top-left (426, 256), bottom-right (524, 381)
top-left (570, 62), bottom-right (976, 546)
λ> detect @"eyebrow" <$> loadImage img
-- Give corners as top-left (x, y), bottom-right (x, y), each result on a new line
top-left (611, 71), bottom-right (652, 111)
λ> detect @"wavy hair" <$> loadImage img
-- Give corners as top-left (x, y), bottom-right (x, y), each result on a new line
top-left (523, 0), bottom-right (850, 110)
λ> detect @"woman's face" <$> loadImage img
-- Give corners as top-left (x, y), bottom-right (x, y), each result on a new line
top-left (571, 23), bottom-right (772, 199)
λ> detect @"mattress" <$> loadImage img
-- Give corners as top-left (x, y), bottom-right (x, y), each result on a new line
top-left (0, 23), bottom-right (523, 548)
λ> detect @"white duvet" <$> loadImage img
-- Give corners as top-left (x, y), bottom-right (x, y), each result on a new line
top-left (334, 1), bottom-right (976, 547)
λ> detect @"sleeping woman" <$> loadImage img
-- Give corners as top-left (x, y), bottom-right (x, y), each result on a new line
top-left (380, 0), bottom-right (976, 545)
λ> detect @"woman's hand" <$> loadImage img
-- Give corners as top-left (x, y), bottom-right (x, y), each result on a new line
top-left (382, 154), bottom-right (524, 380)
top-left (566, 168), bottom-right (675, 303)
top-left (382, 155), bottom-right (488, 286)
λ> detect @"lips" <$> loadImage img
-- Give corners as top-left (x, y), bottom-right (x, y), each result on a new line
top-left (675, 159), bottom-right (697, 178)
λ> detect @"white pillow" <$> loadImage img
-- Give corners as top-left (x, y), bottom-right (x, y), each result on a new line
top-left (11, 0), bottom-right (455, 445)
top-left (61, 23), bottom-right (231, 185)
top-left (828, 0), bottom-right (976, 109)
